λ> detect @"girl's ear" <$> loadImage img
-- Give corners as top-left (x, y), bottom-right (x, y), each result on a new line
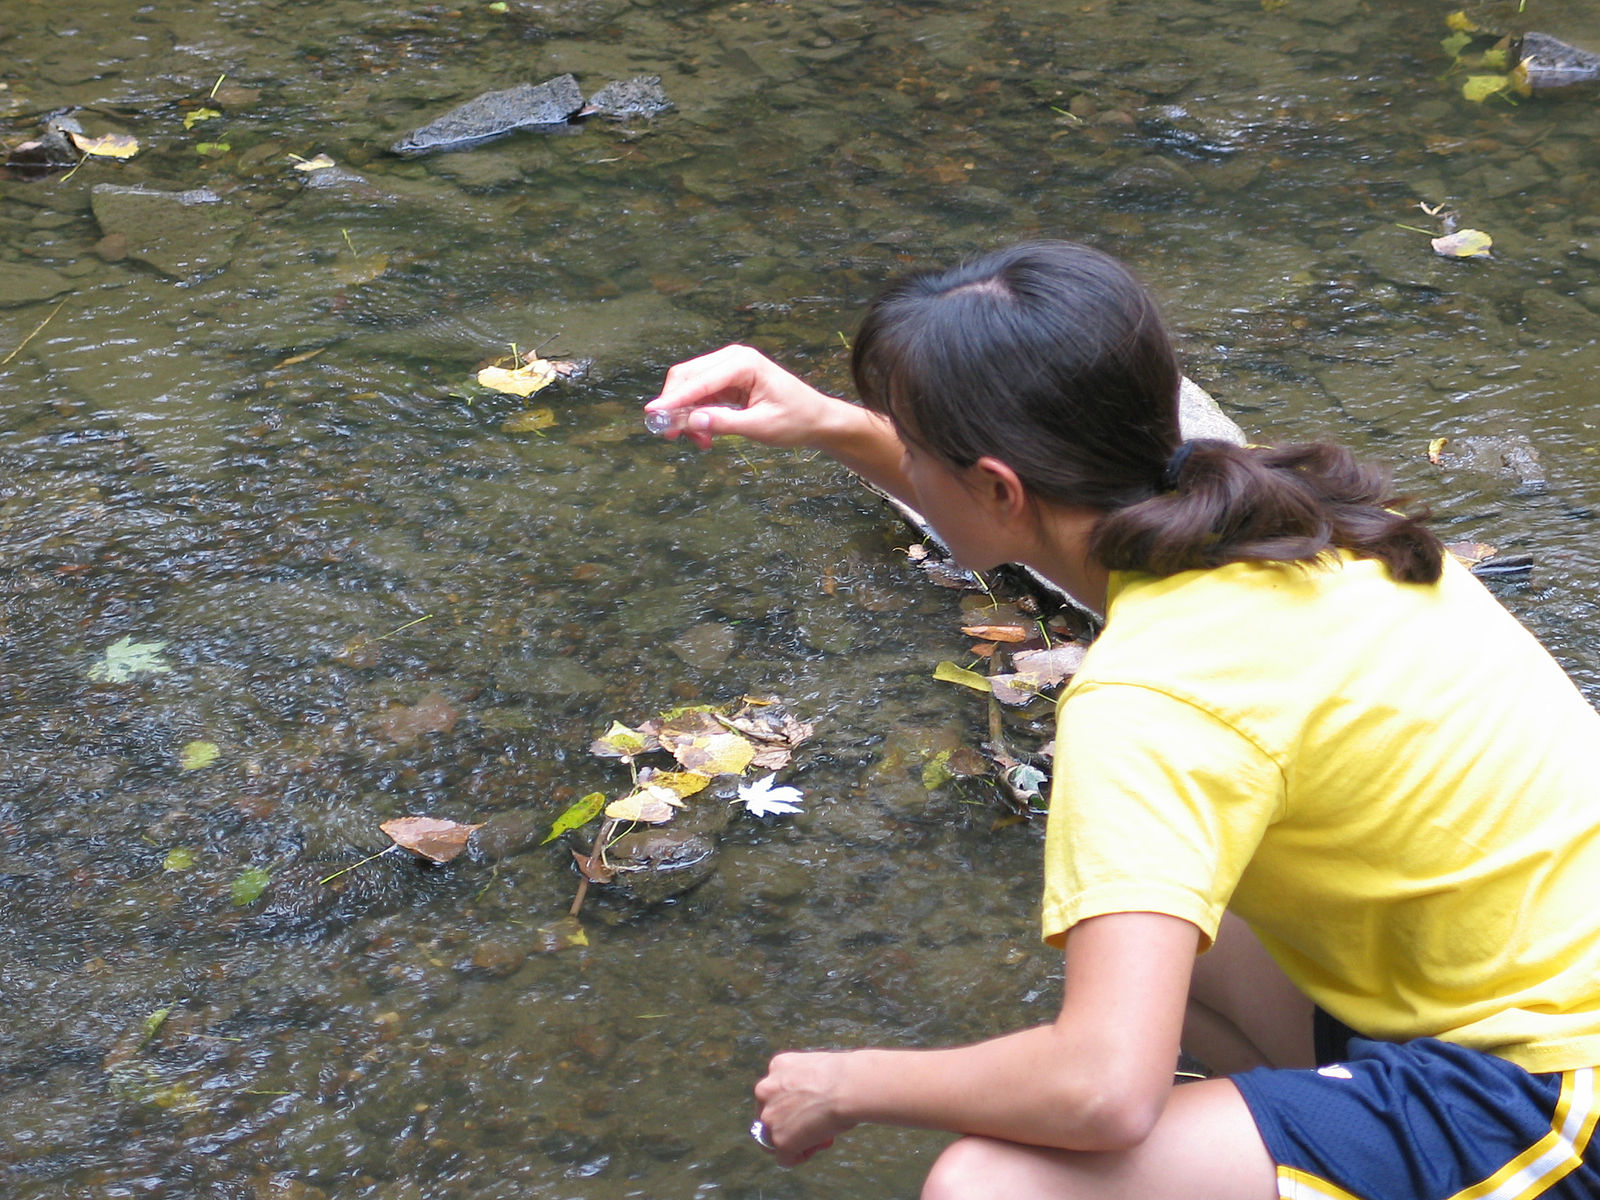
top-left (971, 455), bottom-right (1029, 523)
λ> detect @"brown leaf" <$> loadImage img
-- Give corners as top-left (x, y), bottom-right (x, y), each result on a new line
top-left (1445, 541), bottom-right (1498, 566)
top-left (961, 624), bottom-right (1030, 643)
top-left (571, 849), bottom-right (616, 883)
top-left (380, 816), bottom-right (484, 863)
top-left (376, 691), bottom-right (458, 742)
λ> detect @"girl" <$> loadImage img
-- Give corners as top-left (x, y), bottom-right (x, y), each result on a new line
top-left (645, 241), bottom-right (1600, 1200)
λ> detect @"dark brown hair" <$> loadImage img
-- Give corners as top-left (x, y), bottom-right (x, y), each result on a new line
top-left (851, 240), bottom-right (1442, 584)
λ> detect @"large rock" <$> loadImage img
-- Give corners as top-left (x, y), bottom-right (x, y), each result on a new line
top-left (88, 185), bottom-right (248, 279)
top-left (390, 75), bottom-right (584, 156)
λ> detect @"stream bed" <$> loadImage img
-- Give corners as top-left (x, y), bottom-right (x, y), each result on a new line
top-left (3, 1), bottom-right (1598, 1196)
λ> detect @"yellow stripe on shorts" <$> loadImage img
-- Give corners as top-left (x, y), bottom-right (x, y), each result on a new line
top-left (1447, 1067), bottom-right (1598, 1200)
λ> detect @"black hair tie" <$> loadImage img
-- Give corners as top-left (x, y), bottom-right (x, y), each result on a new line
top-left (1161, 441), bottom-right (1199, 491)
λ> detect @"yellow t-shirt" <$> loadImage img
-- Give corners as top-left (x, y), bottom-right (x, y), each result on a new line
top-left (1041, 553), bottom-right (1600, 1072)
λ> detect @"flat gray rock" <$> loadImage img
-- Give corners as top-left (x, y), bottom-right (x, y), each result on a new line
top-left (583, 75), bottom-right (673, 120)
top-left (88, 185), bottom-right (247, 279)
top-left (390, 75), bottom-right (584, 156)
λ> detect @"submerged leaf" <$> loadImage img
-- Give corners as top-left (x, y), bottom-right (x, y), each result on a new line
top-left (500, 407), bottom-right (556, 434)
top-left (89, 637), bottom-right (172, 683)
top-left (184, 107), bottom-right (221, 130)
top-left (381, 816), bottom-right (484, 863)
top-left (163, 848), bottom-right (197, 872)
top-left (933, 660), bottom-right (992, 694)
top-left (542, 792), bottom-right (607, 845)
top-left (1461, 74), bottom-right (1513, 102)
top-left (293, 153), bottom-right (337, 172)
top-left (1431, 228), bottom-right (1493, 258)
top-left (179, 740), bottom-right (220, 771)
top-left (231, 867), bottom-right (271, 906)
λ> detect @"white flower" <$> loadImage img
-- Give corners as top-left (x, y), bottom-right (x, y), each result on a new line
top-left (738, 773), bottom-right (805, 818)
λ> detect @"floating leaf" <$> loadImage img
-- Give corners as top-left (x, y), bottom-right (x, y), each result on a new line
top-left (642, 770), bottom-right (712, 799)
top-left (738, 773), bottom-right (804, 817)
top-left (477, 359), bottom-right (560, 397)
top-left (1446, 540), bottom-right (1498, 566)
top-left (1440, 30), bottom-right (1473, 58)
top-left (1010, 643), bottom-right (1087, 685)
top-left (1006, 763), bottom-right (1050, 798)
top-left (500, 407), bottom-right (556, 434)
top-left (69, 131), bottom-right (139, 159)
top-left (1445, 10), bottom-right (1479, 33)
top-left (543, 791), bottom-right (608, 844)
top-left (179, 740), bottom-right (220, 771)
top-left (231, 866), bottom-right (271, 906)
top-left (293, 153), bottom-right (337, 172)
top-left (933, 660), bottom-right (992, 694)
top-left (961, 623), bottom-right (1031, 643)
top-left (89, 636), bottom-right (172, 683)
top-left (605, 792), bottom-right (677, 824)
top-left (671, 730), bottom-right (756, 776)
top-left (163, 848), bottom-right (197, 872)
top-left (380, 816), bottom-right (484, 863)
top-left (184, 107), bottom-right (221, 130)
top-left (1428, 436), bottom-right (1449, 464)
top-left (590, 720), bottom-right (653, 759)
top-left (1431, 228), bottom-right (1493, 258)
top-left (194, 141), bottom-right (231, 157)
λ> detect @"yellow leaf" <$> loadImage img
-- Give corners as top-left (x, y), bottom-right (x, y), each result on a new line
top-left (590, 720), bottom-right (650, 758)
top-left (293, 153), bottom-right (337, 172)
top-left (500, 408), bottom-right (556, 434)
top-left (933, 660), bottom-right (992, 693)
top-left (605, 792), bottom-right (677, 824)
top-left (644, 770), bottom-right (712, 799)
top-left (1427, 436), bottom-right (1449, 464)
top-left (477, 360), bottom-right (559, 397)
top-left (70, 131), bottom-right (139, 159)
top-left (179, 740), bottom-right (220, 771)
top-left (1431, 229), bottom-right (1493, 258)
top-left (1446, 10), bottom-right (1479, 32)
top-left (1461, 74), bottom-right (1511, 102)
top-left (184, 107), bottom-right (221, 130)
top-left (672, 731), bottom-right (756, 776)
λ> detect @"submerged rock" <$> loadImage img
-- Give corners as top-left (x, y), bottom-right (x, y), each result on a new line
top-left (89, 185), bottom-right (248, 278)
top-left (581, 75), bottom-right (673, 120)
top-left (390, 74), bottom-right (585, 156)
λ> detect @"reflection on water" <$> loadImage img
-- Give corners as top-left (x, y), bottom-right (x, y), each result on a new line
top-left (2, 0), bottom-right (1597, 1194)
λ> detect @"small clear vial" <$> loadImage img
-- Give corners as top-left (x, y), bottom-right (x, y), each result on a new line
top-left (643, 407), bottom-right (687, 435)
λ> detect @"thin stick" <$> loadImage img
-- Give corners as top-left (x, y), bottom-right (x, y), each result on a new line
top-left (318, 842), bottom-right (400, 885)
top-left (2, 299), bottom-right (68, 366)
top-left (569, 820), bottom-right (613, 917)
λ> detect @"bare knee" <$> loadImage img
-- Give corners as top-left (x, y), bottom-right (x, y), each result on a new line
top-left (922, 1136), bottom-right (1021, 1200)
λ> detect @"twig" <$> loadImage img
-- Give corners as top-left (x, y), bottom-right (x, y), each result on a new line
top-left (2, 298), bottom-right (68, 366)
top-left (569, 818), bottom-right (615, 917)
top-left (317, 842), bottom-right (399, 885)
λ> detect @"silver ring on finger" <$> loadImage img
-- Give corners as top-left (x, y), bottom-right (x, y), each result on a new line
top-left (750, 1118), bottom-right (776, 1150)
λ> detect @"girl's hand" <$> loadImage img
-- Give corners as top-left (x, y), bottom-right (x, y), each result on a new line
top-left (645, 345), bottom-right (845, 452)
top-left (752, 1050), bottom-right (854, 1167)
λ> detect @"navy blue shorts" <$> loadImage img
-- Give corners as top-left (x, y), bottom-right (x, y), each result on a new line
top-left (1232, 1037), bottom-right (1600, 1200)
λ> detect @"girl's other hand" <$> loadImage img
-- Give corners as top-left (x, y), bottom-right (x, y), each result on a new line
top-left (645, 344), bottom-right (841, 451)
top-left (752, 1049), bottom-right (854, 1167)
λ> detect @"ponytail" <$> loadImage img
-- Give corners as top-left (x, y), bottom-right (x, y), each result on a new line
top-left (1092, 440), bottom-right (1444, 584)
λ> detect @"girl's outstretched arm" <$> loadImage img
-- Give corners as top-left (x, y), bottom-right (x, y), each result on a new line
top-left (646, 344), bottom-right (915, 502)
top-left (752, 912), bottom-right (1198, 1165)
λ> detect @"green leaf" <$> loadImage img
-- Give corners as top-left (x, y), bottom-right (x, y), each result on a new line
top-left (230, 866), bottom-right (271, 907)
top-left (195, 141), bottom-right (231, 157)
top-left (184, 107), bottom-right (221, 130)
top-left (541, 791), bottom-right (607, 845)
top-left (163, 847), bottom-right (197, 872)
top-left (1461, 74), bottom-right (1511, 102)
top-left (89, 637), bottom-right (172, 683)
top-left (922, 749), bottom-right (954, 790)
top-left (932, 660), bottom-right (992, 693)
top-left (1440, 30), bottom-right (1472, 58)
top-left (179, 740), bottom-right (220, 771)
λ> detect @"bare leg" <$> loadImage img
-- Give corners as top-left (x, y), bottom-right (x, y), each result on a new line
top-left (1184, 912), bottom-right (1315, 1074)
top-left (920, 1078), bottom-right (1276, 1200)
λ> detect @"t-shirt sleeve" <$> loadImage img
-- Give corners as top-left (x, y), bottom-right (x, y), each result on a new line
top-left (1041, 680), bottom-right (1285, 951)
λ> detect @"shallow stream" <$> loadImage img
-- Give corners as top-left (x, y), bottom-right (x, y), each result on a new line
top-left (3, 1), bottom-right (1598, 1196)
